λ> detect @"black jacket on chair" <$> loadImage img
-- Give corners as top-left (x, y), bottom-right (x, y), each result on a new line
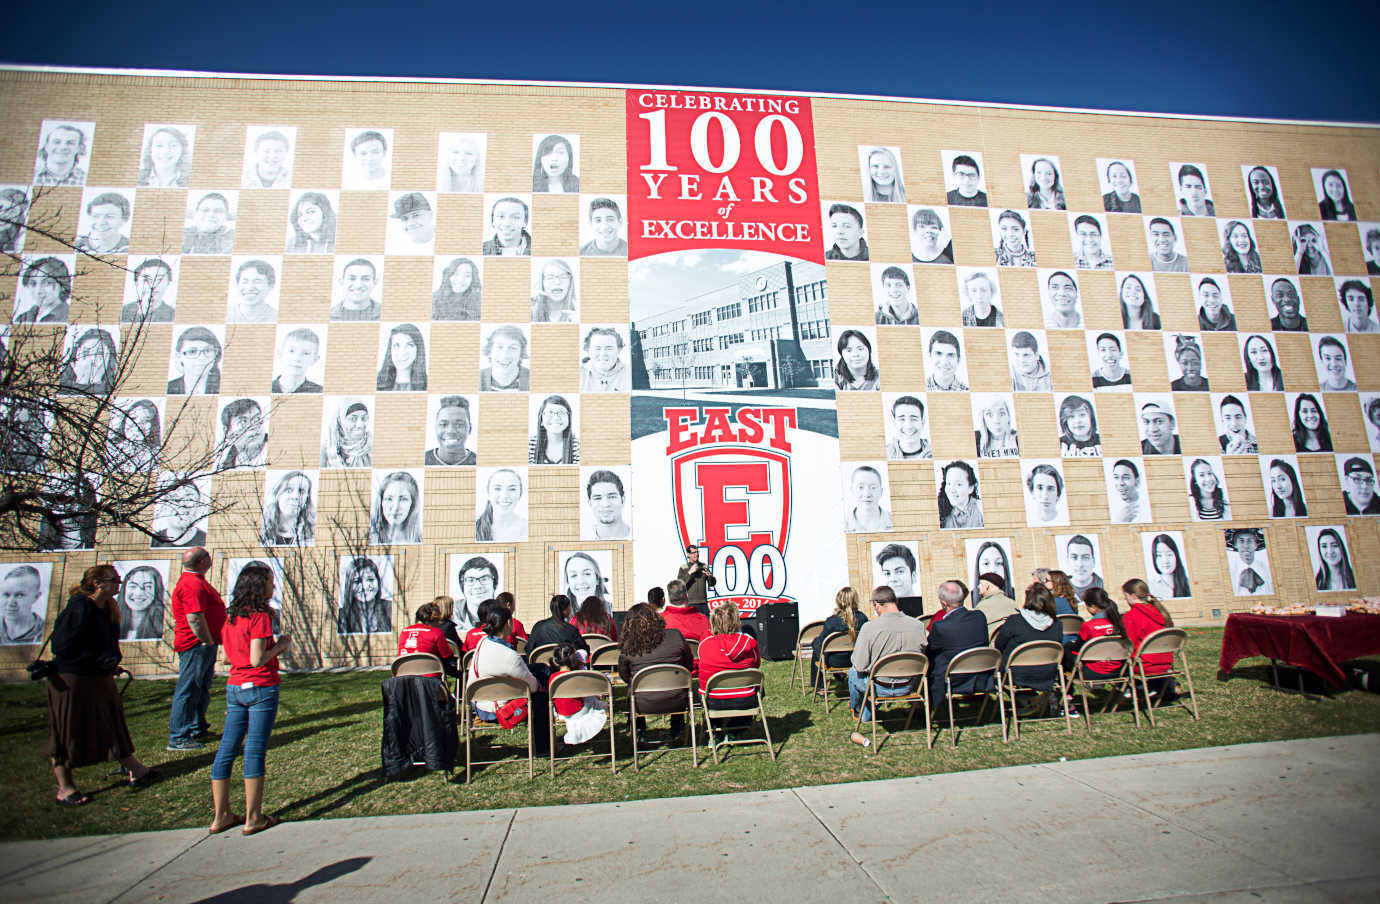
top-left (927, 608), bottom-right (993, 700)
top-left (381, 676), bottom-right (458, 777)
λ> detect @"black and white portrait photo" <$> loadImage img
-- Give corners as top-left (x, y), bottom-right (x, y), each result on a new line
top-left (1022, 154), bottom-right (1066, 210)
top-left (37, 474), bottom-right (98, 552)
top-left (1290, 221), bottom-right (1333, 276)
top-left (842, 462), bottom-right (893, 533)
top-left (0, 562), bottom-right (52, 646)
top-left (1314, 334), bottom-right (1357, 392)
top-left (1142, 531), bottom-right (1192, 600)
top-left (215, 396), bottom-right (269, 470)
top-left (58, 324), bottom-right (118, 395)
top-left (1337, 455), bottom-right (1380, 515)
top-left (533, 134), bottom-right (580, 193)
top-left (560, 550), bottom-right (613, 615)
top-left (337, 554), bottom-right (395, 636)
top-left (385, 191), bottom-right (437, 256)
top-left (943, 150), bottom-right (987, 207)
top-left (476, 467), bottom-right (529, 543)
top-left (75, 187), bottom-right (133, 254)
top-left (1039, 269), bottom-right (1083, 329)
top-left (285, 189), bottom-right (338, 255)
top-left (1261, 455), bottom-right (1308, 519)
top-left (883, 392), bottom-right (933, 460)
top-left (1364, 394), bottom-right (1380, 453)
top-left (957, 267), bottom-right (1003, 327)
top-left (872, 264), bottom-right (918, 325)
top-left (112, 560), bottom-right (168, 642)
top-left (167, 324), bottom-right (224, 396)
top-left (241, 126), bottom-right (295, 190)
top-left (271, 324), bottom-right (326, 394)
top-left (121, 255), bottom-right (178, 323)
top-left (1337, 278), bottom-right (1378, 333)
top-left (1008, 329), bottom-right (1052, 391)
top-left (3, 402), bottom-right (51, 472)
top-left (580, 195), bottom-right (628, 257)
top-left (261, 469), bottom-right (317, 547)
top-left (483, 194), bottom-right (533, 256)
top-left (437, 131), bottom-right (487, 194)
top-left (1219, 219), bottom-right (1262, 274)
top-left (859, 145), bottom-right (906, 203)
top-left (341, 128), bottom-right (393, 190)
top-left (923, 327), bottom-right (968, 391)
top-left (1312, 168), bottom-right (1356, 222)
top-left (972, 393), bottom-right (1021, 459)
top-left (1022, 459), bottom-right (1070, 527)
top-left (107, 397), bottom-right (164, 473)
top-left (1307, 525), bottom-right (1357, 592)
top-left (320, 396), bottom-right (374, 469)
top-left (581, 465), bottom-right (632, 541)
top-left (1136, 394), bottom-right (1181, 456)
top-left (424, 394), bottom-right (478, 466)
top-left (1104, 457), bottom-right (1152, 524)
top-left (181, 190), bottom-right (237, 255)
top-left (151, 475), bottom-right (210, 549)
top-left (1184, 456), bottom-right (1230, 521)
top-left (1213, 393), bottom-right (1259, 455)
top-left (1194, 275), bottom-right (1236, 331)
top-left (138, 123), bottom-right (194, 189)
top-left (1240, 333), bottom-right (1285, 392)
top-left (1057, 533), bottom-right (1104, 599)
top-left (1144, 217), bottom-right (1188, 272)
top-left (1289, 392), bottom-right (1334, 453)
top-left (1056, 393), bottom-right (1102, 457)
top-left (377, 323), bottom-right (429, 392)
top-left (479, 323), bottom-right (531, 392)
top-left (330, 255), bottom-right (384, 321)
top-left (872, 540), bottom-right (921, 602)
top-left (449, 552), bottom-right (505, 631)
top-left (580, 325), bottom-right (631, 393)
top-left (1264, 276), bottom-right (1308, 332)
top-left (12, 253), bottom-right (74, 323)
top-left (991, 208), bottom-right (1037, 268)
top-left (432, 256), bottom-right (483, 321)
top-left (1116, 271), bottom-right (1160, 330)
top-left (1166, 333), bottom-right (1210, 392)
top-left (1243, 165), bottom-right (1287, 219)
top-left (937, 459), bottom-right (984, 530)
top-left (370, 468), bottom-right (424, 546)
top-left (1361, 223), bottom-right (1380, 275)
top-left (1171, 162), bottom-right (1214, 216)
top-left (967, 538), bottom-right (1014, 606)
top-left (531, 257), bottom-right (579, 323)
top-left (529, 394), bottom-right (581, 465)
top-left (33, 120), bottom-right (93, 187)
top-left (835, 327), bottom-right (881, 391)
top-left (1097, 158), bottom-right (1141, 213)
top-left (0, 185), bottom-right (28, 254)
top-left (1225, 529), bottom-right (1273, 596)
top-left (908, 206), bottom-right (954, 265)
top-left (822, 201), bottom-right (868, 261)
top-left (1069, 213), bottom-right (1114, 270)
top-left (226, 256), bottom-right (281, 323)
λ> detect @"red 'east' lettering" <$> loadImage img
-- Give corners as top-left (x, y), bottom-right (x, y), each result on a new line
top-left (663, 407), bottom-right (796, 455)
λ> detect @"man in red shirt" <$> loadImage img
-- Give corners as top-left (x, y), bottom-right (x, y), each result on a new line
top-left (660, 579), bottom-right (710, 642)
top-left (168, 547), bottom-right (227, 751)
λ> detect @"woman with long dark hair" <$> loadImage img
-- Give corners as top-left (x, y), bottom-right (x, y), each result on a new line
top-left (116, 565), bottom-right (165, 641)
top-left (432, 256), bottom-right (482, 320)
top-left (529, 395), bottom-right (579, 464)
top-left (1121, 578), bottom-right (1176, 697)
top-left (1067, 586), bottom-right (1126, 679)
top-left (564, 553), bottom-right (611, 622)
top-left (338, 557), bottom-right (392, 635)
top-left (834, 330), bottom-right (880, 390)
top-left (1147, 534), bottom-right (1191, 599)
top-left (286, 191), bottom-right (336, 254)
top-left (1187, 459), bottom-right (1228, 521)
top-left (570, 593), bottom-right (617, 641)
top-left (532, 135), bottom-right (579, 193)
top-left (1291, 394), bottom-right (1333, 453)
top-left (1246, 166), bottom-right (1285, 219)
top-left (617, 602), bottom-right (693, 742)
top-left (1267, 459), bottom-right (1308, 517)
top-left (1314, 528), bottom-right (1356, 591)
top-left (376, 323), bottom-right (427, 391)
top-left (1119, 274), bottom-right (1160, 330)
top-left (1317, 170), bottom-right (1356, 221)
top-left (370, 471), bottom-right (422, 545)
top-left (1220, 220), bottom-right (1262, 273)
top-left (1242, 335), bottom-right (1285, 391)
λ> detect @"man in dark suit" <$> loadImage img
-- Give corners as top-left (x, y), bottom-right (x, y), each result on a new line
top-left (926, 580), bottom-right (992, 702)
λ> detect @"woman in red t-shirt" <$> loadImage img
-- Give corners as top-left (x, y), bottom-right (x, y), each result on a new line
top-left (1067, 587), bottom-right (1127, 679)
top-left (1120, 578), bottom-right (1177, 697)
top-left (210, 562), bottom-right (291, 836)
top-left (570, 594), bottom-right (617, 641)
top-left (397, 602), bottom-right (457, 677)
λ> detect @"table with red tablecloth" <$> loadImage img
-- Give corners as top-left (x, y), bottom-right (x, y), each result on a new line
top-left (1219, 612), bottom-right (1380, 687)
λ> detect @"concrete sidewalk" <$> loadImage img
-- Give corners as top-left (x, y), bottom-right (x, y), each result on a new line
top-left (1, 734), bottom-right (1376, 904)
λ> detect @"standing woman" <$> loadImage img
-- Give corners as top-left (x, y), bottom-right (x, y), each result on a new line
top-left (1242, 335), bottom-right (1285, 391)
top-left (377, 323), bottom-right (427, 392)
top-left (1247, 166), bottom-right (1286, 219)
top-left (1291, 394), bottom-right (1333, 453)
top-left (834, 330), bottom-right (880, 391)
top-left (1317, 170), bottom-right (1356, 221)
top-left (529, 394), bottom-right (580, 464)
top-left (1025, 158), bottom-right (1066, 210)
top-left (286, 192), bottom-right (336, 254)
top-left (47, 565), bottom-right (158, 806)
top-left (864, 147), bottom-right (906, 203)
top-left (532, 135), bottom-right (579, 193)
top-left (210, 562), bottom-right (291, 835)
top-left (1221, 221), bottom-right (1262, 273)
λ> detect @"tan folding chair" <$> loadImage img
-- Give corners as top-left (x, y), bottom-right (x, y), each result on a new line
top-left (1068, 635), bottom-right (1140, 731)
top-left (457, 648), bottom-right (476, 711)
top-left (392, 653), bottom-right (444, 678)
top-left (852, 651), bottom-right (930, 752)
top-left (685, 638), bottom-right (699, 660)
top-left (527, 643), bottom-right (558, 667)
top-left (1132, 627), bottom-right (1199, 727)
top-left (987, 617), bottom-right (1009, 642)
top-left (788, 619), bottom-right (826, 694)
top-left (1057, 614), bottom-right (1084, 637)
top-left (1000, 640), bottom-right (1071, 741)
top-left (546, 670), bottom-right (616, 777)
top-left (582, 633), bottom-right (614, 648)
top-left (446, 640), bottom-right (463, 702)
top-left (513, 637), bottom-right (527, 657)
top-left (627, 664), bottom-right (698, 771)
top-left (588, 643), bottom-right (621, 680)
top-left (700, 668), bottom-right (775, 764)
top-left (933, 646), bottom-right (1006, 747)
top-left (817, 631), bottom-right (854, 714)
top-left (462, 675), bottom-right (535, 783)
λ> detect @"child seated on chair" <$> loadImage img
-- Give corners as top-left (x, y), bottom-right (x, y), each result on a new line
top-left (548, 643), bottom-right (607, 745)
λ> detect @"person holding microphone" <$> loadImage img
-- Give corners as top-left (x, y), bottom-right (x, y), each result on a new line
top-left (676, 544), bottom-right (717, 613)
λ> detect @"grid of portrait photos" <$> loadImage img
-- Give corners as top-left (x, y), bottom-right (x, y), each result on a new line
top-left (832, 146), bottom-right (1376, 602)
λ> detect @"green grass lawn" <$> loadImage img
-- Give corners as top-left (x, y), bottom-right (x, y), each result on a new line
top-left (4, 627), bottom-right (1378, 841)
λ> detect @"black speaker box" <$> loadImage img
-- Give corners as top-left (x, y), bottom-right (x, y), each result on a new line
top-left (896, 595), bottom-right (925, 618)
top-left (739, 601), bottom-right (799, 660)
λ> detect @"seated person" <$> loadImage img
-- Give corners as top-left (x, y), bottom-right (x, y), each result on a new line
top-left (660, 580), bottom-right (710, 643)
top-left (467, 601), bottom-right (551, 755)
top-left (697, 600), bottom-right (761, 738)
top-left (846, 586), bottom-right (926, 745)
top-left (397, 601), bottom-right (458, 678)
top-left (549, 643), bottom-right (608, 745)
top-left (526, 595), bottom-right (588, 657)
top-left (974, 572), bottom-right (1019, 633)
top-left (812, 586), bottom-right (868, 692)
top-left (1065, 587), bottom-right (1126, 680)
top-left (570, 595), bottom-right (617, 641)
top-left (1119, 579), bottom-right (1176, 698)
top-left (617, 603), bottom-right (693, 741)
top-left (925, 580), bottom-right (991, 702)
top-left (992, 583), bottom-right (1063, 706)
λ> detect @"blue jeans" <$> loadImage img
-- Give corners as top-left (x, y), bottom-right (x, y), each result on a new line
top-left (169, 644), bottom-right (217, 744)
top-left (848, 668), bottom-right (913, 723)
top-left (212, 684), bottom-right (280, 780)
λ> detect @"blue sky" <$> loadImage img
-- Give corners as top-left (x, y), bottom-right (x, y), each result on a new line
top-left (4, 0), bottom-right (1374, 123)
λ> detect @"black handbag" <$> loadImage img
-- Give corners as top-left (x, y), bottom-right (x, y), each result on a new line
top-left (26, 634), bottom-right (57, 682)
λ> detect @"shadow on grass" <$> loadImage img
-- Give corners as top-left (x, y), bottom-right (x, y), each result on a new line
top-left (151, 723), bottom-right (367, 783)
top-left (272, 700), bottom-right (378, 730)
top-left (278, 770), bottom-right (386, 821)
top-left (189, 857), bottom-right (371, 903)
